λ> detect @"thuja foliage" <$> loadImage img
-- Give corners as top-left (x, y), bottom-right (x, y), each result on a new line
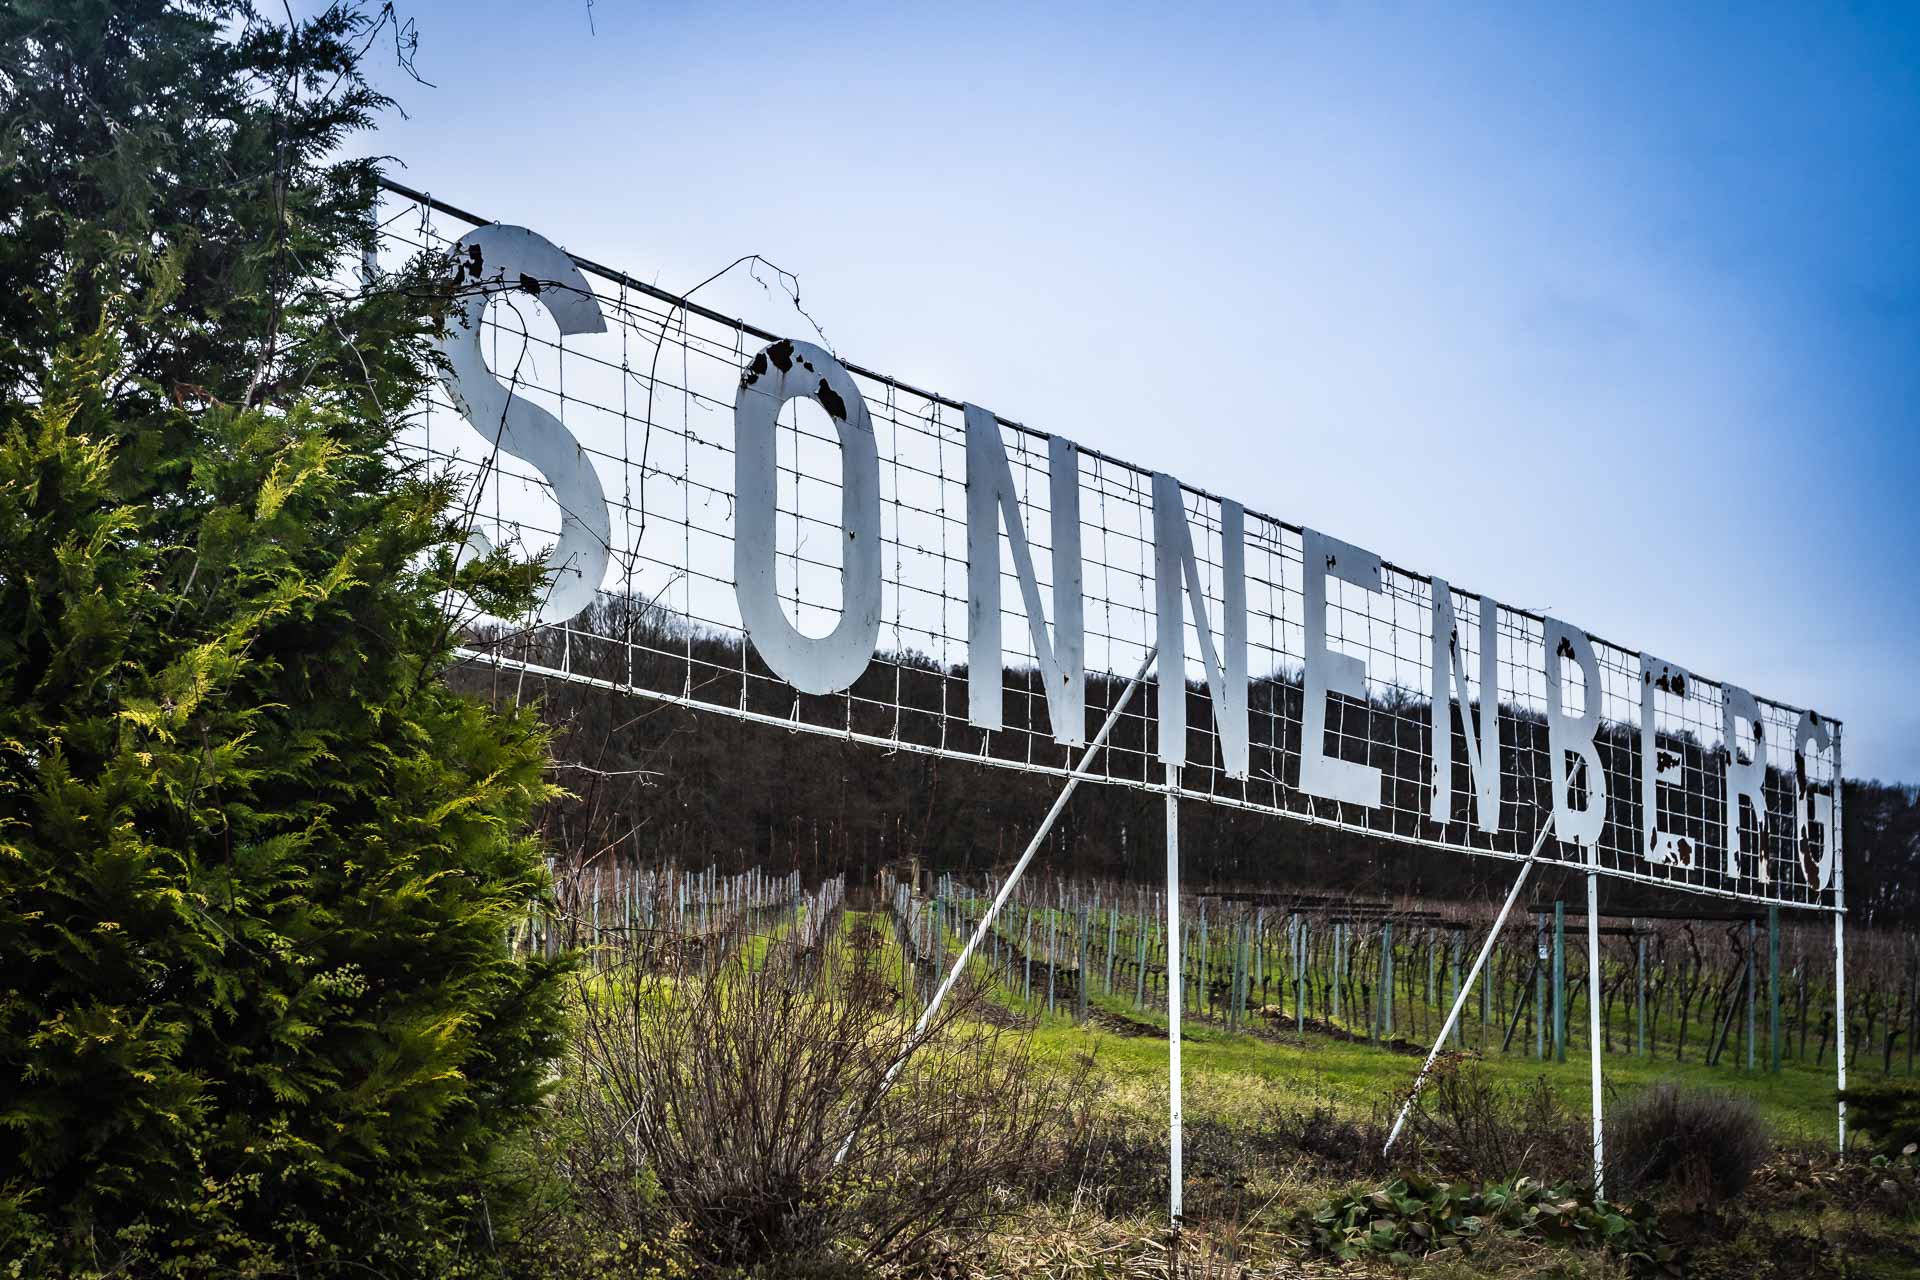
top-left (1838, 1081), bottom-right (1920, 1156)
top-left (0, 1), bottom-right (568, 1273)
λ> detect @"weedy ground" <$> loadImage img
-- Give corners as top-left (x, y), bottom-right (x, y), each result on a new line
top-left (972, 1016), bottom-right (1920, 1277)
top-left (876, 909), bottom-right (1920, 1278)
top-left (523, 908), bottom-right (1920, 1279)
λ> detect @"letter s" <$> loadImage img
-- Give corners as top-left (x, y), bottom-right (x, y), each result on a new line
top-left (437, 224), bottom-right (610, 624)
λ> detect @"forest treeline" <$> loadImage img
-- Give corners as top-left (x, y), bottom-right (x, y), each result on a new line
top-left (461, 599), bottom-right (1920, 927)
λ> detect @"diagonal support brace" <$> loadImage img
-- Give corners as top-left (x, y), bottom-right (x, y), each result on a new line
top-left (1383, 816), bottom-right (1556, 1156)
top-left (832, 646), bottom-right (1159, 1168)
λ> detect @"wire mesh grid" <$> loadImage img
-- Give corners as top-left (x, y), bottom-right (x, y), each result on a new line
top-left (374, 183), bottom-right (1843, 912)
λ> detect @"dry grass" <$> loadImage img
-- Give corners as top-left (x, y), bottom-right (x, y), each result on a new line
top-left (973, 1205), bottom-right (1324, 1279)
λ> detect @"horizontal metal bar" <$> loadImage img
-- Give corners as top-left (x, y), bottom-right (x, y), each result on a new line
top-left (1526, 902), bottom-right (1800, 923)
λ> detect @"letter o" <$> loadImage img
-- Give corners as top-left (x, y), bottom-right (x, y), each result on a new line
top-left (733, 339), bottom-right (882, 695)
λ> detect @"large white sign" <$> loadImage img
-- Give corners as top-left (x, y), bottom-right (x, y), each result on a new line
top-left (399, 207), bottom-right (1843, 911)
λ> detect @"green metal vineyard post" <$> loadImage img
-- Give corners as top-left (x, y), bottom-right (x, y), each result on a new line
top-left (1769, 905), bottom-right (1782, 1074)
top-left (1553, 901), bottom-right (1566, 1063)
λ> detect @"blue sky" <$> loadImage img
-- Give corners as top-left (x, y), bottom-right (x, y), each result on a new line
top-left (351, 1), bottom-right (1920, 780)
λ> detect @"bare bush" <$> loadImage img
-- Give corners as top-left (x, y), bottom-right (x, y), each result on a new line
top-left (1402, 1056), bottom-right (1592, 1185)
top-left (553, 913), bottom-right (1091, 1272)
top-left (1608, 1084), bottom-right (1769, 1208)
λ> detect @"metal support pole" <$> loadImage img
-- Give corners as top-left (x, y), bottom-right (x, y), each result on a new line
top-left (1837, 892), bottom-right (1849, 1152)
top-left (1385, 820), bottom-right (1554, 1154)
top-left (1836, 737), bottom-right (1849, 1154)
top-left (1166, 762), bottom-right (1184, 1224)
top-left (1586, 851), bottom-right (1605, 1197)
top-left (832, 647), bottom-right (1156, 1168)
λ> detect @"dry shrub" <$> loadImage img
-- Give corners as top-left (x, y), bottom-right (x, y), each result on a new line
top-left (553, 916), bottom-right (1090, 1272)
top-left (1607, 1084), bottom-right (1768, 1208)
top-left (1403, 1056), bottom-right (1592, 1185)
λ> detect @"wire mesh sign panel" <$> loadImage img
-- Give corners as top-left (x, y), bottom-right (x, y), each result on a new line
top-left (377, 182), bottom-right (1843, 912)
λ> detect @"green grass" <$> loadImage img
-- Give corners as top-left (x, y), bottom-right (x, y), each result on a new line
top-left (1022, 1010), bottom-right (1843, 1142)
top-left (888, 902), bottom-right (1848, 1146)
top-left (650, 904), bottom-right (1845, 1147)
top-left (561, 900), bottom-right (1910, 1278)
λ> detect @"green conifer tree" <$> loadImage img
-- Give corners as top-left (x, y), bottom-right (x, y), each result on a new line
top-left (0, 3), bottom-right (569, 1271)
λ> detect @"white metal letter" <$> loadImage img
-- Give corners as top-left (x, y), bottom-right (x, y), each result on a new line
top-left (734, 339), bottom-right (882, 696)
top-left (1152, 475), bottom-right (1248, 777)
top-left (1639, 654), bottom-right (1693, 865)
top-left (1301, 529), bottom-right (1383, 807)
top-left (437, 224), bottom-right (610, 624)
top-left (1795, 710), bottom-right (1837, 892)
top-left (1723, 684), bottom-right (1771, 883)
top-left (964, 405), bottom-right (1085, 745)
top-left (1544, 618), bottom-right (1606, 848)
top-left (1428, 578), bottom-right (1500, 832)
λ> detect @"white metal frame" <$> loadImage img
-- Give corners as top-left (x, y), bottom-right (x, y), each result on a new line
top-left (383, 176), bottom-right (1846, 920)
top-left (383, 182), bottom-right (1860, 1213)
